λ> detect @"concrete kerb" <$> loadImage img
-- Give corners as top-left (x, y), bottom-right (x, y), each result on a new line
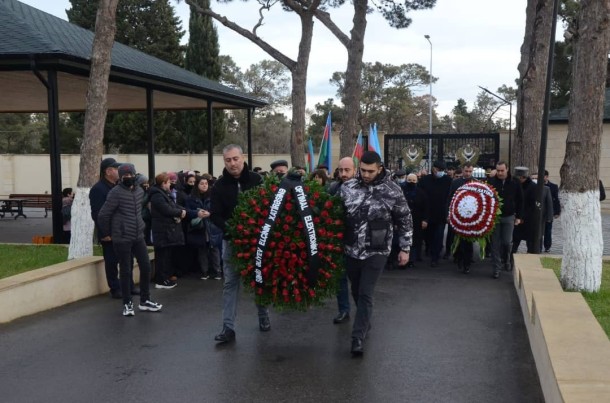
top-left (0, 248), bottom-right (151, 324)
top-left (513, 254), bottom-right (610, 402)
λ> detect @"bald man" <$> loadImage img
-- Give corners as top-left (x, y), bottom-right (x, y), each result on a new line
top-left (329, 157), bottom-right (356, 324)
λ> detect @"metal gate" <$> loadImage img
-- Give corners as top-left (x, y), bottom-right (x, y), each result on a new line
top-left (383, 133), bottom-right (500, 172)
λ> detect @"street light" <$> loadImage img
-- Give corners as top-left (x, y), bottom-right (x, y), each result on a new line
top-left (425, 35), bottom-right (433, 171)
top-left (478, 86), bottom-right (513, 168)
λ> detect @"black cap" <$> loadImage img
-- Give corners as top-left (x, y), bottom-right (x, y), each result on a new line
top-left (100, 158), bottom-right (121, 172)
top-left (395, 169), bottom-right (406, 177)
top-left (270, 159), bottom-right (289, 170)
top-left (433, 160), bottom-right (446, 170)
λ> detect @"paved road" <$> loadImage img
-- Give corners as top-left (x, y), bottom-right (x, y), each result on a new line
top-left (0, 257), bottom-right (542, 402)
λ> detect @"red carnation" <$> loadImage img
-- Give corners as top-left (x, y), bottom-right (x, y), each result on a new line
top-left (284, 203), bottom-right (293, 211)
top-left (324, 200), bottom-right (333, 209)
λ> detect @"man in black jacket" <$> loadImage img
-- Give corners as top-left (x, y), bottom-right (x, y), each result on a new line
top-left (487, 162), bottom-right (523, 279)
top-left (418, 160), bottom-right (452, 267)
top-left (211, 144), bottom-right (268, 344)
top-left (542, 170), bottom-right (560, 252)
top-left (90, 158), bottom-right (134, 299)
top-left (97, 164), bottom-right (162, 317)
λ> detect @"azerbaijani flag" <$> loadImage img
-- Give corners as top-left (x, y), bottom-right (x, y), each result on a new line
top-left (317, 112), bottom-right (332, 170)
top-left (306, 137), bottom-right (315, 173)
top-left (352, 130), bottom-right (364, 167)
top-left (368, 123), bottom-right (382, 160)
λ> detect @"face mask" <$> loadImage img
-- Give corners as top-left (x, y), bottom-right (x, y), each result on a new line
top-left (170, 183), bottom-right (176, 190)
top-left (405, 182), bottom-right (416, 190)
top-left (397, 178), bottom-right (406, 184)
top-left (184, 184), bottom-right (193, 193)
top-left (435, 171), bottom-right (445, 178)
top-left (532, 179), bottom-right (537, 184)
top-left (122, 177), bottom-right (135, 187)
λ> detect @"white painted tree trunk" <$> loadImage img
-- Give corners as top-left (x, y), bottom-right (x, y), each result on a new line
top-left (559, 190), bottom-right (603, 292)
top-left (68, 187), bottom-right (94, 260)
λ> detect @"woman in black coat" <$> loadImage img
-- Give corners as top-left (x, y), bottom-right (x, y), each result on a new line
top-left (185, 176), bottom-right (221, 280)
top-left (150, 172), bottom-right (187, 289)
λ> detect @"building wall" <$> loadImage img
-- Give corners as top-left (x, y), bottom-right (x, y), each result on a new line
top-left (0, 153), bottom-right (289, 195)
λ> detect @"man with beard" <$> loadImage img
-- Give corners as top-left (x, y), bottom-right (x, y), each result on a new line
top-left (339, 151), bottom-right (412, 356)
top-left (212, 145), bottom-right (268, 343)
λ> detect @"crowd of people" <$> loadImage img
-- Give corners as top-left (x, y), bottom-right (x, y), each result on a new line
top-left (86, 145), bottom-right (573, 356)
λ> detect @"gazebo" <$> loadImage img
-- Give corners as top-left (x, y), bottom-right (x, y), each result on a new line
top-left (0, 0), bottom-right (266, 242)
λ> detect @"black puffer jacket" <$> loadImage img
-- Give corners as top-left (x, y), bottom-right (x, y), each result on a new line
top-left (97, 183), bottom-right (145, 243)
top-left (149, 185), bottom-right (185, 248)
top-left (210, 163), bottom-right (262, 238)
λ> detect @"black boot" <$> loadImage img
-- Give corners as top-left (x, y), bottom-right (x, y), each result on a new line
top-left (214, 326), bottom-right (235, 343)
top-left (351, 338), bottom-right (364, 356)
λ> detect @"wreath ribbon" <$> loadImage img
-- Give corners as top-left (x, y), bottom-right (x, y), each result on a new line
top-left (254, 173), bottom-right (320, 287)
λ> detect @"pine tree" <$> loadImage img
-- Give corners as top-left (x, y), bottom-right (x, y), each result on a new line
top-left (182, 0), bottom-right (226, 152)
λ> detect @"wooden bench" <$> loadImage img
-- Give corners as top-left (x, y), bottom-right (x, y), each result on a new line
top-left (8, 194), bottom-right (52, 217)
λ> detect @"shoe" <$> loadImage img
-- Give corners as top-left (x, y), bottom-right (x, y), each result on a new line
top-left (463, 265), bottom-right (470, 274)
top-left (493, 271), bottom-right (500, 279)
top-left (138, 300), bottom-right (162, 312)
top-left (155, 280), bottom-right (177, 289)
top-left (457, 260), bottom-right (464, 272)
top-left (215, 326), bottom-right (235, 343)
top-left (333, 311), bottom-right (350, 324)
top-left (442, 253), bottom-right (450, 260)
top-left (201, 274), bottom-right (210, 280)
top-left (122, 301), bottom-right (135, 317)
top-left (259, 316), bottom-right (271, 332)
top-left (406, 262), bottom-right (415, 268)
top-left (110, 289), bottom-right (122, 299)
top-left (351, 338), bottom-right (364, 356)
top-left (544, 249), bottom-right (550, 253)
top-left (213, 275), bottom-right (222, 280)
top-left (131, 287), bottom-right (140, 296)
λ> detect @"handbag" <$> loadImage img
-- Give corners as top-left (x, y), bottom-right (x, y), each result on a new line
top-left (189, 217), bottom-right (205, 232)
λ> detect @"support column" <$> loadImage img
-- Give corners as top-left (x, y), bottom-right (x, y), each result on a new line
top-left (247, 108), bottom-right (253, 169)
top-left (47, 70), bottom-right (63, 244)
top-left (146, 88), bottom-right (155, 180)
top-left (207, 101), bottom-right (214, 175)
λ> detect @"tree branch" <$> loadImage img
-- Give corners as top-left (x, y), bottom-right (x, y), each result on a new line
top-left (184, 0), bottom-right (296, 70)
top-left (312, 8), bottom-right (350, 47)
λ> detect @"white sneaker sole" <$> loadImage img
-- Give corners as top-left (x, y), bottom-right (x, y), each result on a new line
top-left (139, 305), bottom-right (162, 312)
top-left (155, 283), bottom-right (176, 289)
top-left (123, 311), bottom-right (135, 317)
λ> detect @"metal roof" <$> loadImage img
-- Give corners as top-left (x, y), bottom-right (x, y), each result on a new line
top-left (0, 0), bottom-right (267, 113)
top-left (548, 88), bottom-right (610, 123)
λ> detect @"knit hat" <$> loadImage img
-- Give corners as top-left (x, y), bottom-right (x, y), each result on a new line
top-left (433, 160), bottom-right (446, 170)
top-left (168, 172), bottom-right (178, 181)
top-left (118, 163), bottom-right (136, 178)
top-left (514, 166), bottom-right (529, 177)
top-left (270, 159), bottom-right (289, 170)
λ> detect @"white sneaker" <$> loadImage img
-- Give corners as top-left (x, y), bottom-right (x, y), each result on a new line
top-left (123, 301), bottom-right (135, 317)
top-left (139, 300), bottom-right (162, 312)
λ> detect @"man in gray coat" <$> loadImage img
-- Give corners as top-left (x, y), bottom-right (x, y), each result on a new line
top-left (97, 163), bottom-right (162, 317)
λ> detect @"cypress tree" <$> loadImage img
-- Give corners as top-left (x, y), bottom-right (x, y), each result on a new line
top-left (182, 0), bottom-right (226, 152)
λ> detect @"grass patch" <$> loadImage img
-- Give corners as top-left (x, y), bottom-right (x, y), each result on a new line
top-left (541, 257), bottom-right (610, 339)
top-left (0, 244), bottom-right (102, 280)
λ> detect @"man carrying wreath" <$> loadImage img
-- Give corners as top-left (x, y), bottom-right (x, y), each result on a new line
top-left (338, 151), bottom-right (413, 356)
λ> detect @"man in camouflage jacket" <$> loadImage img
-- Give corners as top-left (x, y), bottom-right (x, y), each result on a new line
top-left (338, 151), bottom-right (413, 356)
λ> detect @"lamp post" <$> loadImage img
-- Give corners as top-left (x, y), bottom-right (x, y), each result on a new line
top-left (425, 35), bottom-right (433, 171)
top-left (478, 86), bottom-right (513, 168)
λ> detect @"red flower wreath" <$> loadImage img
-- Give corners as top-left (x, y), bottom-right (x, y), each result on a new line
top-left (448, 180), bottom-right (502, 257)
top-left (226, 174), bottom-right (345, 310)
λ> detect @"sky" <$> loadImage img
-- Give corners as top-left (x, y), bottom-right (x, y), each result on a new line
top-left (19, 0), bottom-right (528, 120)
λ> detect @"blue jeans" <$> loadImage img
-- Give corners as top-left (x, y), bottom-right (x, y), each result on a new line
top-left (221, 240), bottom-right (268, 331)
top-left (336, 267), bottom-right (350, 315)
top-left (346, 254), bottom-right (387, 340)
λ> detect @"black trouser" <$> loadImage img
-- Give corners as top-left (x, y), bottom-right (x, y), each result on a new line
top-left (114, 239), bottom-right (151, 305)
top-left (101, 240), bottom-right (121, 292)
top-left (154, 246), bottom-right (173, 284)
top-left (454, 239), bottom-right (473, 266)
top-left (346, 255), bottom-right (387, 340)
